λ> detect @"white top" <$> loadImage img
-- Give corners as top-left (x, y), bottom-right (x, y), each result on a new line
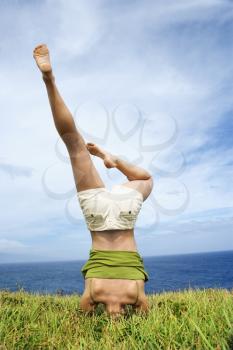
top-left (77, 184), bottom-right (143, 231)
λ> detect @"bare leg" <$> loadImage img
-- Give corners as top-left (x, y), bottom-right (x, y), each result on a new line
top-left (86, 143), bottom-right (153, 200)
top-left (86, 143), bottom-right (151, 180)
top-left (33, 44), bottom-right (105, 192)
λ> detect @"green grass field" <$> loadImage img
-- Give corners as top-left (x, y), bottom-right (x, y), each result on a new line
top-left (0, 288), bottom-right (232, 350)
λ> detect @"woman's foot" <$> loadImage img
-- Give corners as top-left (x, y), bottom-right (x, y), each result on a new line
top-left (86, 143), bottom-right (118, 168)
top-left (33, 44), bottom-right (53, 78)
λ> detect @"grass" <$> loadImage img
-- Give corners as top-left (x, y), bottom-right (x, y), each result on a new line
top-left (0, 288), bottom-right (232, 350)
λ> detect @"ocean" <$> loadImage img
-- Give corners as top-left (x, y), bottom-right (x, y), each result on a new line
top-left (0, 250), bottom-right (232, 295)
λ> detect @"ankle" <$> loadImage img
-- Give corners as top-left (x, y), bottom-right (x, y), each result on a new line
top-left (42, 71), bottom-right (55, 83)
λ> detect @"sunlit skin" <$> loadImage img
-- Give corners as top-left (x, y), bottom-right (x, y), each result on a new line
top-left (33, 44), bottom-right (153, 317)
top-left (80, 279), bottom-right (149, 318)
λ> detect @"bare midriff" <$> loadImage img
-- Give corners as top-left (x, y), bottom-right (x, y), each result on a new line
top-left (90, 229), bottom-right (137, 251)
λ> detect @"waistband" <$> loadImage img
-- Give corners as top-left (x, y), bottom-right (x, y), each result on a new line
top-left (81, 249), bottom-right (149, 282)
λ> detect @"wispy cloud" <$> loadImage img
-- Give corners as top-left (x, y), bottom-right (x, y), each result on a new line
top-left (0, 162), bottom-right (34, 179)
top-left (0, 0), bottom-right (233, 262)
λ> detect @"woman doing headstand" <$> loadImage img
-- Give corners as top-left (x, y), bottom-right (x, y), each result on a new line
top-left (33, 44), bottom-right (154, 318)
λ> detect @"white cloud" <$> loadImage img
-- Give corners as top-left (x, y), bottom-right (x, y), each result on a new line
top-left (52, 0), bottom-right (105, 57)
top-left (0, 0), bottom-right (233, 261)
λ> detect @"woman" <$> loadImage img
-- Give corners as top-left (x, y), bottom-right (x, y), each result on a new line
top-left (33, 44), bottom-right (154, 317)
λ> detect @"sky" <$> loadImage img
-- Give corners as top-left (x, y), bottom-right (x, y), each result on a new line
top-left (0, 0), bottom-right (233, 263)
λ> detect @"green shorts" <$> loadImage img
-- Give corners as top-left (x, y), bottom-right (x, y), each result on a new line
top-left (81, 249), bottom-right (149, 282)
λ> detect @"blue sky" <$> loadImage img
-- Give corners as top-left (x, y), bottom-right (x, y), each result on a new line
top-left (0, 0), bottom-right (233, 263)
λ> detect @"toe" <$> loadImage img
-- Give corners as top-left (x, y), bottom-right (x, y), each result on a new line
top-left (34, 44), bottom-right (47, 52)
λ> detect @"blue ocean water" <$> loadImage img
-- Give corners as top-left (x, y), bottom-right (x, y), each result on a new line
top-left (0, 250), bottom-right (232, 295)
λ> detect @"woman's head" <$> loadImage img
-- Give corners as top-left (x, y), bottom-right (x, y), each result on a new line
top-left (80, 278), bottom-right (148, 318)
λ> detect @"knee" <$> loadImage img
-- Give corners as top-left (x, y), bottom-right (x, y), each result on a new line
top-left (62, 132), bottom-right (86, 155)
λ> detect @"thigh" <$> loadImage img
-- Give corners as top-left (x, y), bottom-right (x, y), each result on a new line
top-left (66, 136), bottom-right (105, 192)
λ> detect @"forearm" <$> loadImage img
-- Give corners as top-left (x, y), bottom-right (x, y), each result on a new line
top-left (115, 157), bottom-right (151, 181)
